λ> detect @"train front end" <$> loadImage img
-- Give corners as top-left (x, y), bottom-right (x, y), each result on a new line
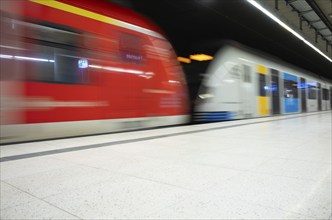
top-left (0, 0), bottom-right (190, 143)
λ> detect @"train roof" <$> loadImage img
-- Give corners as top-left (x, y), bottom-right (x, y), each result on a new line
top-left (58, 0), bottom-right (162, 35)
top-left (2, 0), bottom-right (165, 39)
top-left (196, 39), bottom-right (331, 83)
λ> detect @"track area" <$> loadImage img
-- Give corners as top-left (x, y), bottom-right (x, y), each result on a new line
top-left (1, 112), bottom-right (331, 219)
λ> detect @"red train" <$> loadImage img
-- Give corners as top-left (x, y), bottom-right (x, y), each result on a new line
top-left (0, 0), bottom-right (190, 143)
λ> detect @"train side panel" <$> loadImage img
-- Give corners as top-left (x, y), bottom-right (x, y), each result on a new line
top-left (0, 0), bottom-right (189, 143)
top-left (193, 44), bottom-right (331, 122)
top-left (194, 47), bottom-right (243, 121)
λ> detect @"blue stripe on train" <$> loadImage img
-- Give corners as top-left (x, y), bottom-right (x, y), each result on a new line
top-left (194, 111), bottom-right (236, 122)
top-left (283, 73), bottom-right (297, 81)
top-left (284, 98), bottom-right (299, 113)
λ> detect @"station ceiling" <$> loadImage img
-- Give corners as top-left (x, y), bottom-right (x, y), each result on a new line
top-left (114, 0), bottom-right (332, 80)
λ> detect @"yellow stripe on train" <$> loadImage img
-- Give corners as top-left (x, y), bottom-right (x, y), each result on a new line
top-left (257, 65), bottom-right (267, 75)
top-left (258, 96), bottom-right (269, 115)
top-left (29, 0), bottom-right (163, 38)
top-left (30, 0), bottom-right (121, 26)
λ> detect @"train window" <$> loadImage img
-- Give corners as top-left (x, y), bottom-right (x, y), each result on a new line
top-left (5, 17), bottom-right (82, 48)
top-left (330, 87), bottom-right (332, 108)
top-left (283, 75), bottom-right (298, 98)
top-left (317, 83), bottom-right (322, 110)
top-left (271, 69), bottom-right (279, 92)
top-left (26, 47), bottom-right (55, 82)
top-left (1, 14), bottom-right (26, 80)
top-left (54, 53), bottom-right (89, 84)
top-left (83, 33), bottom-right (116, 54)
top-left (243, 65), bottom-right (251, 83)
top-left (26, 22), bottom-right (80, 47)
top-left (322, 88), bottom-right (329, 100)
top-left (308, 84), bottom-right (317, 99)
top-left (119, 32), bottom-right (144, 65)
top-left (259, 74), bottom-right (267, 96)
top-left (2, 16), bottom-right (93, 84)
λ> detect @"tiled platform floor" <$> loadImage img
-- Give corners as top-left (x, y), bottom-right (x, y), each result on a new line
top-left (1, 112), bottom-right (331, 219)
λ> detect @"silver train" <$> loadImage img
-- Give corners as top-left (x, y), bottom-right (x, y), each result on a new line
top-left (186, 42), bottom-right (332, 122)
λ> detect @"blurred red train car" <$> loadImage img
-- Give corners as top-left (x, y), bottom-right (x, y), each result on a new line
top-left (0, 0), bottom-right (190, 143)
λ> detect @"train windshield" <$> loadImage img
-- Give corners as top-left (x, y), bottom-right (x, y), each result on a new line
top-left (181, 42), bottom-right (225, 112)
top-left (182, 60), bottom-right (212, 112)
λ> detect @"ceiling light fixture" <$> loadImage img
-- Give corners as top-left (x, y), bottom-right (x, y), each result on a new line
top-left (177, 57), bottom-right (191, 63)
top-left (190, 54), bottom-right (213, 61)
top-left (247, 0), bottom-right (332, 63)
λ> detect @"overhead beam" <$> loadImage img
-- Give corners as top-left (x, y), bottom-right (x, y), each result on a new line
top-left (326, 41), bottom-right (329, 52)
top-left (275, 0), bottom-right (279, 10)
top-left (286, 0), bottom-right (298, 5)
top-left (316, 27), bottom-right (328, 31)
top-left (299, 9), bottom-right (313, 16)
top-left (305, 0), bottom-right (332, 33)
top-left (309, 19), bottom-right (322, 25)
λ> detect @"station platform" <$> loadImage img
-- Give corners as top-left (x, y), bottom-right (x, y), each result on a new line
top-left (1, 112), bottom-right (331, 219)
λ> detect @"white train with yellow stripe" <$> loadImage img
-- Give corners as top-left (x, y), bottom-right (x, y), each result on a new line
top-left (191, 42), bottom-right (332, 122)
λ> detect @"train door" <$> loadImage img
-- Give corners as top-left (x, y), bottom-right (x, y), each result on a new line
top-left (317, 83), bottom-right (322, 111)
top-left (0, 12), bottom-right (25, 126)
top-left (307, 82), bottom-right (317, 112)
top-left (330, 86), bottom-right (332, 109)
top-left (271, 69), bottom-right (280, 115)
top-left (300, 77), bottom-right (307, 112)
top-left (241, 64), bottom-right (254, 118)
top-left (116, 31), bottom-right (145, 118)
top-left (321, 86), bottom-right (329, 111)
top-left (283, 73), bottom-right (299, 113)
top-left (257, 65), bottom-right (270, 116)
top-left (0, 2), bottom-right (28, 140)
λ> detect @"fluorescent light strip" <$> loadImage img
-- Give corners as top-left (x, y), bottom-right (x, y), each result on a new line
top-left (88, 64), bottom-right (143, 74)
top-left (15, 56), bottom-right (50, 62)
top-left (0, 54), bottom-right (13, 59)
top-left (1, 54), bottom-right (54, 62)
top-left (247, 0), bottom-right (332, 63)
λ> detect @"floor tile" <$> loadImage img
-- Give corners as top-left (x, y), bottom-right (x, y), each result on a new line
top-left (253, 157), bottom-right (331, 181)
top-left (1, 181), bottom-right (36, 210)
top-left (203, 171), bottom-right (331, 219)
top-left (1, 157), bottom-right (75, 180)
top-left (44, 176), bottom-right (194, 219)
top-left (1, 199), bottom-right (79, 219)
top-left (4, 164), bottom-right (125, 198)
top-left (128, 162), bottom-right (243, 191)
top-left (147, 192), bottom-right (307, 219)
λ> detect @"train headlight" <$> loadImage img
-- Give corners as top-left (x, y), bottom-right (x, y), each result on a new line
top-left (198, 94), bottom-right (214, 99)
